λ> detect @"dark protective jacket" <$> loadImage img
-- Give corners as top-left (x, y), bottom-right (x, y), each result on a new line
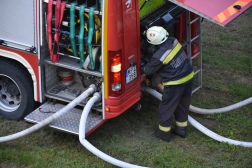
top-left (144, 37), bottom-right (194, 85)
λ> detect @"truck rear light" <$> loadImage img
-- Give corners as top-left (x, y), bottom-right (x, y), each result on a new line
top-left (111, 53), bottom-right (121, 72)
top-left (112, 72), bottom-right (121, 84)
top-left (111, 64), bottom-right (121, 72)
top-left (112, 83), bottom-right (121, 91)
top-left (109, 50), bottom-right (122, 97)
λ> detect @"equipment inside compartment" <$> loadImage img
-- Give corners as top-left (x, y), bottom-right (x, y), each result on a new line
top-left (140, 2), bottom-right (183, 82)
top-left (47, 3), bottom-right (102, 71)
top-left (45, 65), bottom-right (102, 108)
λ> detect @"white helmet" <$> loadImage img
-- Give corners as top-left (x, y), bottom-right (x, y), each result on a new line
top-left (146, 26), bottom-right (169, 45)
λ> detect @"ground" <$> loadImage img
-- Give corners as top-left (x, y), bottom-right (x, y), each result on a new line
top-left (0, 7), bottom-right (252, 168)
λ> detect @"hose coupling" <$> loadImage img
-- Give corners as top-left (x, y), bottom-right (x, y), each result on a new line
top-left (89, 84), bottom-right (97, 92)
top-left (93, 92), bottom-right (102, 102)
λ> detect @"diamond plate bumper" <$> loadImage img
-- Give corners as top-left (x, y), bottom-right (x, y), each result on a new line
top-left (25, 102), bottom-right (103, 135)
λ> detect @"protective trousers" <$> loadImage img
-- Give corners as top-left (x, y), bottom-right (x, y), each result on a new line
top-left (158, 80), bottom-right (193, 137)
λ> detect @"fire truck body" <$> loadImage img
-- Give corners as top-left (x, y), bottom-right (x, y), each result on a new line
top-left (0, 0), bottom-right (251, 136)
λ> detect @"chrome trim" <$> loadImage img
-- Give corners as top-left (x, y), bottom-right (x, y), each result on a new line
top-left (38, 0), bottom-right (43, 102)
top-left (44, 57), bottom-right (102, 77)
top-left (44, 94), bottom-right (102, 112)
top-left (102, 0), bottom-right (105, 120)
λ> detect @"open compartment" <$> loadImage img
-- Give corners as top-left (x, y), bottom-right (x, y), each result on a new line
top-left (43, 0), bottom-right (102, 71)
top-left (139, 0), bottom-right (184, 66)
top-left (41, 0), bottom-right (103, 111)
top-left (44, 64), bottom-right (102, 110)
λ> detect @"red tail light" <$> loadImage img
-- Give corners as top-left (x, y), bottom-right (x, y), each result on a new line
top-left (109, 50), bottom-right (122, 97)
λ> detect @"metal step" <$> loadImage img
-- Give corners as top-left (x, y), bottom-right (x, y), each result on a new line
top-left (25, 102), bottom-right (103, 135)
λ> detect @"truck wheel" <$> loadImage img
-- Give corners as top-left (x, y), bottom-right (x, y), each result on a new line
top-left (132, 102), bottom-right (141, 111)
top-left (0, 59), bottom-right (34, 120)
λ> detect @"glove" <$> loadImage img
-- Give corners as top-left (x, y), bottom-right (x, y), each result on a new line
top-left (151, 73), bottom-right (162, 87)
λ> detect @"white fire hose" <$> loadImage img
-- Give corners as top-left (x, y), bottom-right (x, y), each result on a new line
top-left (144, 84), bottom-right (252, 114)
top-left (189, 97), bottom-right (252, 114)
top-left (154, 84), bottom-right (252, 114)
top-left (79, 92), bottom-right (148, 168)
top-left (0, 84), bottom-right (96, 143)
top-left (0, 83), bottom-right (251, 167)
top-left (141, 86), bottom-right (252, 147)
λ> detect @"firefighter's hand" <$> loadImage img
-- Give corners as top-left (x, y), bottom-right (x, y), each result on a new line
top-left (156, 83), bottom-right (164, 92)
top-left (141, 66), bottom-right (145, 75)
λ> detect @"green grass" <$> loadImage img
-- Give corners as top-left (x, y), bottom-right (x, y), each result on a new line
top-left (0, 8), bottom-right (252, 168)
top-left (203, 51), bottom-right (251, 74)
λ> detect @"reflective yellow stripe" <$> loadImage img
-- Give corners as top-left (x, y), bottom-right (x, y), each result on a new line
top-left (176, 121), bottom-right (187, 127)
top-left (104, 0), bottom-right (108, 99)
top-left (163, 71), bottom-right (194, 86)
top-left (162, 43), bottom-right (182, 64)
top-left (159, 125), bottom-right (171, 132)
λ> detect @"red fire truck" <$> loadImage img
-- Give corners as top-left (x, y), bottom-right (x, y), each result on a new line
top-left (0, 0), bottom-right (251, 136)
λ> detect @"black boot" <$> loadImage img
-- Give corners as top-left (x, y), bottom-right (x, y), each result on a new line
top-left (171, 126), bottom-right (187, 138)
top-left (155, 129), bottom-right (170, 142)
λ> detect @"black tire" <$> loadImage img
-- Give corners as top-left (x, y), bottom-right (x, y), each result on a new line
top-left (0, 58), bottom-right (34, 120)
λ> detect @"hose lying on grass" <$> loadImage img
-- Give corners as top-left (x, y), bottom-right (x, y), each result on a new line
top-left (154, 83), bottom-right (252, 115)
top-left (189, 97), bottom-right (252, 114)
top-left (141, 85), bottom-right (252, 148)
top-left (79, 92), bottom-right (148, 168)
top-left (0, 85), bottom-right (96, 143)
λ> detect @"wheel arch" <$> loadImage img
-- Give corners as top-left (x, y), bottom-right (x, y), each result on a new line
top-left (0, 49), bottom-right (37, 101)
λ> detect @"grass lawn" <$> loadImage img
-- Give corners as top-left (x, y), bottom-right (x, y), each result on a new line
top-left (0, 7), bottom-right (251, 168)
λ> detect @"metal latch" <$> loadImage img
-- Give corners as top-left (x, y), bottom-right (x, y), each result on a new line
top-left (26, 46), bottom-right (37, 54)
top-left (234, 5), bottom-right (241, 10)
top-left (0, 40), bottom-right (7, 46)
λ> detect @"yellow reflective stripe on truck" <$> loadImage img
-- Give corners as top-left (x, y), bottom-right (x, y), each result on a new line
top-left (163, 71), bottom-right (194, 86)
top-left (104, 0), bottom-right (108, 99)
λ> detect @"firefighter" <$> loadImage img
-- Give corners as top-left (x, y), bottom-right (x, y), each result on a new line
top-left (141, 26), bottom-right (194, 142)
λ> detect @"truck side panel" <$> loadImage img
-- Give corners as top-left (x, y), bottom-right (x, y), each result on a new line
top-left (0, 0), bottom-right (40, 102)
top-left (122, 0), bottom-right (139, 91)
top-left (104, 0), bottom-right (141, 119)
top-left (0, 0), bottom-right (37, 51)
